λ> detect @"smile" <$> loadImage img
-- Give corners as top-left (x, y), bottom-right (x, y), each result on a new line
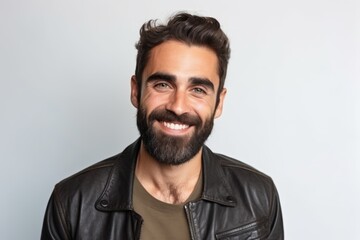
top-left (162, 121), bottom-right (190, 130)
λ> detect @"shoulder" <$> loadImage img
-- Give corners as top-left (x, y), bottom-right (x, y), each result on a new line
top-left (217, 153), bottom-right (271, 179)
top-left (210, 150), bottom-right (276, 193)
top-left (51, 140), bottom-right (140, 204)
top-left (53, 154), bottom-right (120, 198)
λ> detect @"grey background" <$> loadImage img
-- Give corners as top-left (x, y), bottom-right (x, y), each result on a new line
top-left (0, 0), bottom-right (359, 239)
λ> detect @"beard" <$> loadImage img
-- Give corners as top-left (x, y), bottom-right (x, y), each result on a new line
top-left (136, 107), bottom-right (214, 166)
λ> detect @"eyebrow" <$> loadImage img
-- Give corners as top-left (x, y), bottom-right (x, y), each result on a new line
top-left (146, 72), bottom-right (176, 83)
top-left (146, 72), bottom-right (215, 92)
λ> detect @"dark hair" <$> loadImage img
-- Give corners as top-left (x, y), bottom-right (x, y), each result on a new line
top-left (134, 12), bottom-right (230, 105)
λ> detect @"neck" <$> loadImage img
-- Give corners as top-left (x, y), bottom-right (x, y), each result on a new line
top-left (135, 142), bottom-right (202, 204)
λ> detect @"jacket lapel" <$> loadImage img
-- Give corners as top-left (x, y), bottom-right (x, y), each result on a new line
top-left (96, 139), bottom-right (141, 211)
top-left (201, 146), bottom-right (237, 207)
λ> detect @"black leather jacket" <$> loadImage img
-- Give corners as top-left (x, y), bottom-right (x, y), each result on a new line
top-left (41, 140), bottom-right (284, 239)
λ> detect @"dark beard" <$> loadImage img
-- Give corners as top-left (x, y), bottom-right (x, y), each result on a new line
top-left (136, 107), bottom-right (214, 165)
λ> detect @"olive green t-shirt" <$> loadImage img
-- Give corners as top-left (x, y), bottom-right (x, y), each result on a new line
top-left (133, 174), bottom-right (203, 240)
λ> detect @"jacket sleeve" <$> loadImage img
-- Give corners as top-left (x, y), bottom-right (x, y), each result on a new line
top-left (41, 190), bottom-right (71, 240)
top-left (267, 182), bottom-right (284, 239)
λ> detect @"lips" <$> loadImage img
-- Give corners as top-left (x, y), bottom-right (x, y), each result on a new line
top-left (149, 109), bottom-right (201, 129)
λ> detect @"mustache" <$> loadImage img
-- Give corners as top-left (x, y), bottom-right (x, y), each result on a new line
top-left (148, 109), bottom-right (201, 126)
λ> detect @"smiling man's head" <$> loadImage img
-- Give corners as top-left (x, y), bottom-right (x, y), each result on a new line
top-left (131, 13), bottom-right (230, 165)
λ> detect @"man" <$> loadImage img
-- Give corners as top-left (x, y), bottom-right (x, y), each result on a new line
top-left (41, 12), bottom-right (284, 240)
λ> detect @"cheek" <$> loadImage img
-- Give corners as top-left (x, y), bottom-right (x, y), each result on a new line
top-left (140, 92), bottom-right (168, 112)
top-left (190, 99), bottom-right (217, 119)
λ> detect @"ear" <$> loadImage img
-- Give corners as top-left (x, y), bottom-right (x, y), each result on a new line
top-left (214, 88), bottom-right (227, 119)
top-left (130, 75), bottom-right (139, 108)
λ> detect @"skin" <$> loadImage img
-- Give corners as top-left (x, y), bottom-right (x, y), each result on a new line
top-left (130, 40), bottom-right (227, 204)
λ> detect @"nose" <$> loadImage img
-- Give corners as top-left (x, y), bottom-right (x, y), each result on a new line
top-left (165, 90), bottom-right (190, 116)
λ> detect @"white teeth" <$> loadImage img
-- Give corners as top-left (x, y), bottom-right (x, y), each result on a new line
top-left (163, 122), bottom-right (189, 130)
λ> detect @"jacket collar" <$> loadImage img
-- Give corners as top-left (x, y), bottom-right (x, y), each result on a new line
top-left (201, 145), bottom-right (237, 207)
top-left (95, 139), bottom-right (140, 211)
top-left (96, 139), bottom-right (236, 211)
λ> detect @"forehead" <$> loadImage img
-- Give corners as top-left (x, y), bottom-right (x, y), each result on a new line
top-left (143, 40), bottom-right (220, 87)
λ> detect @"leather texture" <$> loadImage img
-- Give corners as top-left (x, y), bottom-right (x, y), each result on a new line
top-left (41, 139), bottom-right (284, 240)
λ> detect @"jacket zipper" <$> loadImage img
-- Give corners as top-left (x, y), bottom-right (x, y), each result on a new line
top-left (185, 203), bottom-right (197, 240)
top-left (135, 220), bottom-right (143, 240)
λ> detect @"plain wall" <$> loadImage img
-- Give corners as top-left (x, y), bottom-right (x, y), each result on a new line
top-left (0, 0), bottom-right (359, 239)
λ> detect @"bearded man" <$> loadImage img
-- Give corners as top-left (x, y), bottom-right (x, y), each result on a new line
top-left (41, 12), bottom-right (284, 240)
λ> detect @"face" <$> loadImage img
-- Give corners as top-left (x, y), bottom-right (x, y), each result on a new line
top-left (131, 40), bottom-right (226, 165)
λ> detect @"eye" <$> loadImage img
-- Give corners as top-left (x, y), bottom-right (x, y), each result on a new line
top-left (154, 82), bottom-right (171, 90)
top-left (192, 87), bottom-right (207, 95)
